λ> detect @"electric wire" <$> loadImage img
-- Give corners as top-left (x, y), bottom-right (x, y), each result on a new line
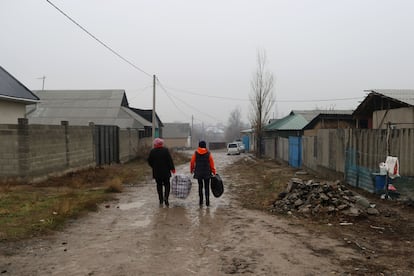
top-left (46, 0), bottom-right (366, 123)
top-left (46, 0), bottom-right (153, 78)
top-left (164, 85), bottom-right (363, 103)
top-left (157, 79), bottom-right (222, 123)
top-left (155, 79), bottom-right (189, 119)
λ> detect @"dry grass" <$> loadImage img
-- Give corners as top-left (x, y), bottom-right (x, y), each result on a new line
top-left (104, 177), bottom-right (123, 193)
top-left (228, 157), bottom-right (300, 210)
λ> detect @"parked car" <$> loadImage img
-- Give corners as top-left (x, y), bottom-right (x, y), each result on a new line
top-left (227, 142), bottom-right (240, 155)
top-left (235, 141), bottom-right (245, 153)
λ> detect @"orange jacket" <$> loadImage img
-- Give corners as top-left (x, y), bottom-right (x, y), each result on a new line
top-left (190, 147), bottom-right (216, 175)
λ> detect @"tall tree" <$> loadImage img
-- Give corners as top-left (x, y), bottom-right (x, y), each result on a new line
top-left (249, 50), bottom-right (275, 157)
top-left (225, 107), bottom-right (243, 142)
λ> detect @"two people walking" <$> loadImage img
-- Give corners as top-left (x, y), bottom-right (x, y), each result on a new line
top-left (148, 139), bottom-right (216, 207)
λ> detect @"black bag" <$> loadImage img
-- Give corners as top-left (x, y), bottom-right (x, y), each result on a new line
top-left (210, 174), bottom-right (224, 198)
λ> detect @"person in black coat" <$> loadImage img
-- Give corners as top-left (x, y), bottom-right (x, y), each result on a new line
top-left (147, 138), bottom-right (175, 206)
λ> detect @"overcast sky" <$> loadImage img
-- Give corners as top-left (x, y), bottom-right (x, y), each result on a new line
top-left (2, 0), bottom-right (414, 125)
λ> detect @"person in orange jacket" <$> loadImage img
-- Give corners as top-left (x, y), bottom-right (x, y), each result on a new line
top-left (190, 140), bottom-right (216, 207)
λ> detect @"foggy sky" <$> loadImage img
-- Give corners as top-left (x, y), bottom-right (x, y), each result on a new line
top-left (2, 0), bottom-right (414, 126)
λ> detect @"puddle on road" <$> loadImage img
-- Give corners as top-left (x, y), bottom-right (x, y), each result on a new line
top-left (118, 200), bottom-right (145, 210)
top-left (131, 216), bottom-right (151, 227)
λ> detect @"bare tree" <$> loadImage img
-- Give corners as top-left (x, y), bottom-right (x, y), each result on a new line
top-left (249, 50), bottom-right (275, 157)
top-left (225, 107), bottom-right (243, 142)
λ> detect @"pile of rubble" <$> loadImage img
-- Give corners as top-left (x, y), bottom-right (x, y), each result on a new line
top-left (270, 178), bottom-right (379, 218)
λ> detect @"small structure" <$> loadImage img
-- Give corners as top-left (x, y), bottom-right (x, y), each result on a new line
top-left (353, 89), bottom-right (414, 129)
top-left (129, 107), bottom-right (163, 138)
top-left (162, 122), bottom-right (191, 149)
top-left (0, 66), bottom-right (39, 124)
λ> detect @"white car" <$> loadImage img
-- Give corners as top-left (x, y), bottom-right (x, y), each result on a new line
top-left (235, 141), bottom-right (245, 153)
top-left (227, 142), bottom-right (240, 155)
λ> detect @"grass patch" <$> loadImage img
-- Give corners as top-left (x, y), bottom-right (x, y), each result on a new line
top-left (0, 187), bottom-right (112, 241)
top-left (229, 157), bottom-right (298, 210)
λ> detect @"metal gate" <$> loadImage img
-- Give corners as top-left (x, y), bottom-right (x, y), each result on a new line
top-left (94, 125), bottom-right (120, 166)
top-left (288, 136), bottom-right (302, 168)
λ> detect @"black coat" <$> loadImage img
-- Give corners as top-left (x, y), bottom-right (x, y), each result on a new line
top-left (147, 147), bottom-right (175, 179)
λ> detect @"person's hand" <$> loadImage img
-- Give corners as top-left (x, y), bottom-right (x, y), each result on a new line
top-left (171, 169), bottom-right (176, 174)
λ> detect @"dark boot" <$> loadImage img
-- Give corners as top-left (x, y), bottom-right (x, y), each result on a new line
top-left (164, 198), bottom-right (169, 207)
top-left (199, 198), bottom-right (203, 206)
top-left (206, 197), bottom-right (210, 207)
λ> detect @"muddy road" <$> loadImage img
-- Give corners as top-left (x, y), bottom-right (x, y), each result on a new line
top-left (1, 151), bottom-right (360, 275)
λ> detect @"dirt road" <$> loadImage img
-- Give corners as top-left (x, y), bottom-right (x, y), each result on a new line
top-left (1, 151), bottom-right (360, 275)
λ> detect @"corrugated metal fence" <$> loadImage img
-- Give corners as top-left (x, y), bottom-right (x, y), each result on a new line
top-left (94, 125), bottom-right (120, 166)
top-left (271, 128), bottom-right (414, 197)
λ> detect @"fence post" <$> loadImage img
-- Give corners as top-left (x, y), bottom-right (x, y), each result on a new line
top-left (89, 122), bottom-right (96, 164)
top-left (17, 118), bottom-right (30, 180)
top-left (61, 121), bottom-right (70, 167)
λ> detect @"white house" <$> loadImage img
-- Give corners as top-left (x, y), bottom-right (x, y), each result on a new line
top-left (0, 66), bottom-right (39, 124)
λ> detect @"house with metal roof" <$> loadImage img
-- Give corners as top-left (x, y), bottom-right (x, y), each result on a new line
top-left (353, 89), bottom-right (414, 129)
top-left (26, 90), bottom-right (154, 135)
top-left (0, 66), bottom-right (39, 124)
top-left (128, 107), bottom-right (163, 138)
top-left (264, 111), bottom-right (308, 138)
top-left (263, 109), bottom-right (356, 165)
top-left (162, 122), bottom-right (191, 149)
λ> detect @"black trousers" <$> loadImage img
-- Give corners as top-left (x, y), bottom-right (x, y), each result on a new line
top-left (197, 177), bottom-right (210, 204)
top-left (155, 177), bottom-right (170, 203)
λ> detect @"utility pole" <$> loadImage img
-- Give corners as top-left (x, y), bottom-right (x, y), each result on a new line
top-left (191, 115), bottom-right (194, 149)
top-left (152, 75), bottom-right (156, 143)
top-left (385, 121), bottom-right (391, 198)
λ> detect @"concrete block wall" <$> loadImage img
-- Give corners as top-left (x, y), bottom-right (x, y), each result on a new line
top-left (27, 124), bottom-right (68, 177)
top-left (67, 125), bottom-right (95, 168)
top-left (0, 124), bottom-right (19, 177)
top-left (119, 128), bottom-right (140, 163)
top-left (0, 119), bottom-right (97, 182)
top-left (0, 119), bottom-right (151, 183)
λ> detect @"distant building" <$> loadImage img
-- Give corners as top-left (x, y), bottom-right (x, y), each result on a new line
top-left (0, 66), bottom-right (39, 124)
top-left (162, 122), bottom-right (191, 149)
top-left (129, 107), bottom-right (164, 138)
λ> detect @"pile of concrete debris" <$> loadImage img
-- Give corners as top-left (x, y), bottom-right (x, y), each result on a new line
top-left (270, 177), bottom-right (379, 218)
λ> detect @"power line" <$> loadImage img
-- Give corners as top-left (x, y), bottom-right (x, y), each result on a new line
top-left (156, 79), bottom-right (189, 119)
top-left (157, 80), bottom-right (222, 123)
top-left (46, 0), bottom-right (153, 78)
top-left (164, 86), bottom-right (363, 103)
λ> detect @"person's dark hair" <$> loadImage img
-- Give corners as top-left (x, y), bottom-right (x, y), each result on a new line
top-left (199, 140), bottom-right (206, 148)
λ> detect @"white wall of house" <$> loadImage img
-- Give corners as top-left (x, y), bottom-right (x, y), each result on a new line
top-left (373, 107), bottom-right (414, 129)
top-left (0, 100), bottom-right (26, 124)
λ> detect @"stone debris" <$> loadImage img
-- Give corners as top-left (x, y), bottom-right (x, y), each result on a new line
top-left (270, 178), bottom-right (379, 218)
